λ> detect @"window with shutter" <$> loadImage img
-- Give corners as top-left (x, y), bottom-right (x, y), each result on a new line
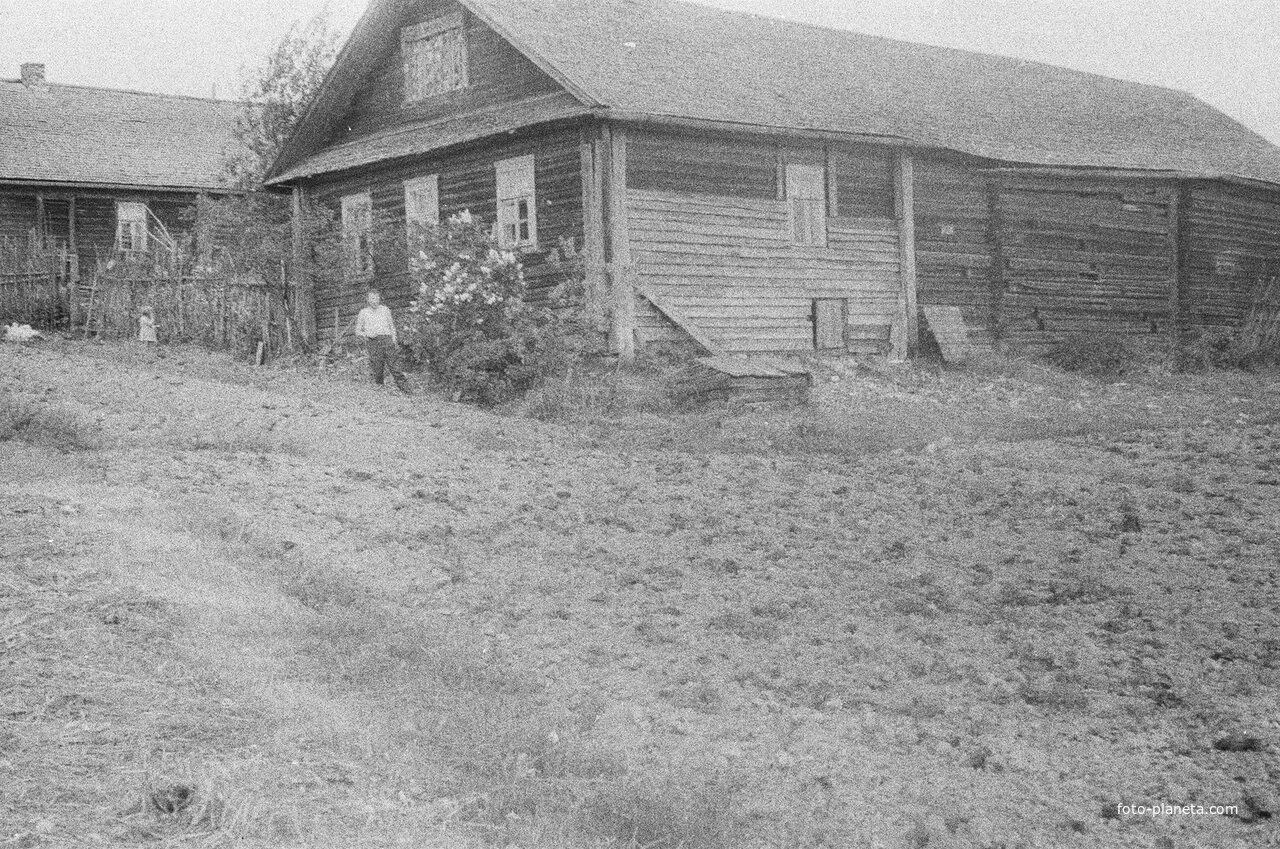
top-left (402, 14), bottom-right (469, 103)
top-left (495, 155), bottom-right (537, 250)
top-left (341, 192), bottom-right (374, 280)
top-left (115, 202), bottom-right (149, 253)
top-left (786, 164), bottom-right (827, 247)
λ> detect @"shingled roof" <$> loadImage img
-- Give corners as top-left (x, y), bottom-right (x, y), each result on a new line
top-left (1, 78), bottom-right (242, 191)
top-left (272, 0), bottom-right (1280, 188)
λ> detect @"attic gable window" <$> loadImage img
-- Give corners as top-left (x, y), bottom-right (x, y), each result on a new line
top-left (495, 155), bottom-right (538, 250)
top-left (402, 12), bottom-right (469, 103)
top-left (115, 202), bottom-right (149, 253)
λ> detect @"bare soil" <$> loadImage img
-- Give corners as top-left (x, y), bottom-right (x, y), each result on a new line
top-left (2, 338), bottom-right (1278, 849)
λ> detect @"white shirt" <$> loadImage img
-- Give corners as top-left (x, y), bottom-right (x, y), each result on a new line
top-left (355, 304), bottom-right (397, 341)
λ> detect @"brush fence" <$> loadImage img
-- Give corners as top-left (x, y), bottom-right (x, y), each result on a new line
top-left (85, 272), bottom-right (286, 353)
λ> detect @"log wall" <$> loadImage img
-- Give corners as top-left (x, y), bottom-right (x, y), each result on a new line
top-left (997, 177), bottom-right (1176, 346)
top-left (913, 157), bottom-right (996, 349)
top-left (1182, 182), bottom-right (1280, 333)
top-left (303, 124), bottom-right (585, 340)
top-left (915, 162), bottom-right (1183, 352)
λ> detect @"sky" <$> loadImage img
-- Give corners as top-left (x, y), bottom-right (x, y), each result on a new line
top-left (2, 0), bottom-right (1279, 144)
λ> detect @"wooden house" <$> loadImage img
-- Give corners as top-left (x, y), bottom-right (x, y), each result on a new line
top-left (267, 0), bottom-right (1280, 361)
top-left (1, 63), bottom-right (241, 280)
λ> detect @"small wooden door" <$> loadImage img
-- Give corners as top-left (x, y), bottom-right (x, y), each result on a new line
top-left (813, 298), bottom-right (848, 350)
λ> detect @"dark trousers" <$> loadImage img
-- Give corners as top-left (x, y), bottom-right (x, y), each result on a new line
top-left (367, 337), bottom-right (406, 387)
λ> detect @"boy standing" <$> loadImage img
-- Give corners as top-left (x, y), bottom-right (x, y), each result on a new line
top-left (355, 289), bottom-right (409, 393)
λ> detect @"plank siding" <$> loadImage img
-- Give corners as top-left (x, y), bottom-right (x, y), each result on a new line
top-left (304, 125), bottom-right (584, 340)
top-left (331, 0), bottom-right (562, 146)
top-left (629, 188), bottom-right (900, 353)
top-left (1182, 182), bottom-right (1280, 333)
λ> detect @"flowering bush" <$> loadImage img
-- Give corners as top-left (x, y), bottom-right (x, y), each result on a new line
top-left (403, 212), bottom-right (594, 404)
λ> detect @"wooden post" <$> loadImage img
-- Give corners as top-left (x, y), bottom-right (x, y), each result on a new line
top-left (987, 180), bottom-right (1008, 348)
top-left (34, 193), bottom-right (45, 249)
top-left (824, 144), bottom-right (839, 218)
top-left (1168, 182), bottom-right (1187, 362)
top-left (604, 125), bottom-right (636, 363)
top-left (291, 185), bottom-right (316, 347)
top-left (580, 127), bottom-right (609, 331)
top-left (893, 151), bottom-right (919, 360)
top-left (67, 195), bottom-right (77, 273)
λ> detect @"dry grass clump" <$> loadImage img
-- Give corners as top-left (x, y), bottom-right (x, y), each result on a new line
top-left (1041, 333), bottom-right (1173, 378)
top-left (0, 394), bottom-right (98, 451)
top-left (1183, 277), bottom-right (1280, 370)
top-left (171, 423), bottom-right (304, 455)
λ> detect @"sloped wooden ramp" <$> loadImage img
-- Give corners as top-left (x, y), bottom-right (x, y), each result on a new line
top-left (638, 285), bottom-right (811, 404)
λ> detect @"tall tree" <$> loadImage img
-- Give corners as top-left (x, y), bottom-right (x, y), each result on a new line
top-left (223, 13), bottom-right (341, 189)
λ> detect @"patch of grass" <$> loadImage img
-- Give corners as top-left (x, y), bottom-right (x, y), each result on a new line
top-left (119, 755), bottom-right (296, 845)
top-left (0, 395), bottom-right (98, 451)
top-left (582, 767), bottom-right (750, 849)
top-left (522, 368), bottom-right (683, 422)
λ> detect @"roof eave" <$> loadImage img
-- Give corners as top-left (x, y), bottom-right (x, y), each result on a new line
top-left (601, 110), bottom-right (915, 147)
top-left (0, 178), bottom-right (233, 195)
top-left (979, 164), bottom-right (1280, 192)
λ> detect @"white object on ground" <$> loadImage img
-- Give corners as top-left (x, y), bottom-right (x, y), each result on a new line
top-left (3, 323), bottom-right (43, 343)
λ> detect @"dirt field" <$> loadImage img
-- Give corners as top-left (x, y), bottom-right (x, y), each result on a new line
top-left (2, 338), bottom-right (1278, 848)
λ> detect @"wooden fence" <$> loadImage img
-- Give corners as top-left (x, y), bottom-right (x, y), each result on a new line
top-left (0, 236), bottom-right (74, 328)
top-left (83, 271), bottom-right (289, 356)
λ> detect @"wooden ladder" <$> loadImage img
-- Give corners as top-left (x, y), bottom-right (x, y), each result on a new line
top-left (81, 276), bottom-right (102, 338)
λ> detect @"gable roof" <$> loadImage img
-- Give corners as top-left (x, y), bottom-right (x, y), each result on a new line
top-left (270, 0), bottom-right (1280, 188)
top-left (0, 79), bottom-right (242, 191)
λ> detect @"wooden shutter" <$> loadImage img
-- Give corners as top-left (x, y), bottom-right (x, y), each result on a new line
top-left (341, 192), bottom-right (373, 278)
top-left (404, 175), bottom-right (439, 231)
top-left (402, 13), bottom-right (469, 102)
top-left (786, 164), bottom-right (827, 246)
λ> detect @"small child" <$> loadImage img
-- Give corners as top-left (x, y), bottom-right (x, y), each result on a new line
top-left (138, 307), bottom-right (158, 344)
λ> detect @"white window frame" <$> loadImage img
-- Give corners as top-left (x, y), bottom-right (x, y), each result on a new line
top-left (402, 13), bottom-right (469, 103)
top-left (786, 163), bottom-right (828, 247)
top-left (115, 201), bottom-right (149, 253)
top-left (341, 192), bottom-right (374, 281)
top-left (495, 154), bottom-right (537, 250)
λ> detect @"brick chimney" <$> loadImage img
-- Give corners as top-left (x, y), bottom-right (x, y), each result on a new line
top-left (20, 63), bottom-right (47, 89)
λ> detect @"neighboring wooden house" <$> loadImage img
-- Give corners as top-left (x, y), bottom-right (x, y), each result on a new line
top-left (267, 0), bottom-right (1280, 360)
top-left (0, 63), bottom-right (241, 281)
